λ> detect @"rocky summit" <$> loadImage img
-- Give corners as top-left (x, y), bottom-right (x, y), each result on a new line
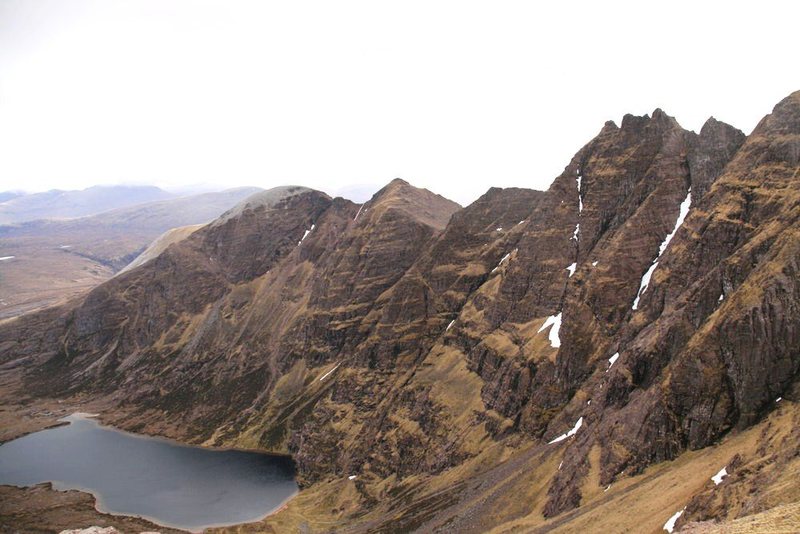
top-left (1, 91), bottom-right (799, 533)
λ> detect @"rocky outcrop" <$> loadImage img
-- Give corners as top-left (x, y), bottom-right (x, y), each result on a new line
top-left (540, 91), bottom-right (800, 517)
top-left (688, 117), bottom-right (747, 199)
top-left (1, 92), bottom-right (799, 533)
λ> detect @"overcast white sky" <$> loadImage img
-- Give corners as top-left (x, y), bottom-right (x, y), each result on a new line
top-left (0, 0), bottom-right (797, 205)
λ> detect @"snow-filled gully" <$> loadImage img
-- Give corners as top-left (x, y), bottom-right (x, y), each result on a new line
top-left (632, 188), bottom-right (692, 310)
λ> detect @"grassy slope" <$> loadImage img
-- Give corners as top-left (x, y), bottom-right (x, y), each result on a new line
top-left (204, 399), bottom-right (799, 533)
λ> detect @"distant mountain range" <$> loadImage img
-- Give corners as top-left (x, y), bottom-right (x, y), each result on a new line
top-left (0, 191), bottom-right (25, 203)
top-left (0, 186), bottom-right (262, 318)
top-left (0, 185), bottom-right (175, 224)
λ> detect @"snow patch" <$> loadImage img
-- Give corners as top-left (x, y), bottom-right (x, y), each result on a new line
top-left (607, 352), bottom-right (619, 371)
top-left (632, 189), bottom-right (692, 310)
top-left (446, 320), bottom-right (455, 331)
top-left (604, 484), bottom-right (612, 492)
top-left (496, 227), bottom-right (503, 231)
top-left (571, 223), bottom-right (580, 241)
top-left (348, 475), bottom-right (357, 480)
top-left (518, 220), bottom-right (525, 225)
top-left (566, 263), bottom-right (577, 277)
top-left (298, 224), bottom-right (315, 245)
top-left (537, 313), bottom-right (562, 348)
top-left (492, 252), bottom-right (512, 273)
top-left (577, 175), bottom-right (584, 213)
top-left (558, 461), bottom-right (563, 470)
top-left (631, 261), bottom-right (657, 310)
top-left (718, 293), bottom-right (724, 302)
top-left (0, 256), bottom-right (14, 261)
top-left (776, 397), bottom-right (782, 403)
top-left (548, 416), bottom-right (583, 444)
top-left (59, 528), bottom-right (120, 534)
top-left (354, 204), bottom-right (364, 221)
top-left (59, 245), bottom-right (72, 249)
top-left (318, 362), bottom-right (341, 381)
top-left (592, 261), bottom-right (598, 266)
top-left (711, 467), bottom-right (728, 485)
top-left (663, 509), bottom-right (685, 533)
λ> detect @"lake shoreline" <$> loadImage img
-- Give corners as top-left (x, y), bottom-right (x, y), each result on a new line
top-left (67, 412), bottom-right (297, 463)
top-left (0, 482), bottom-right (300, 534)
top-left (0, 408), bottom-right (300, 533)
top-left (0, 483), bottom-right (187, 534)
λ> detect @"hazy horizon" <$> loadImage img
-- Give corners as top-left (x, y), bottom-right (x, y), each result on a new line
top-left (1, 1), bottom-right (798, 205)
top-left (0, 181), bottom-right (384, 205)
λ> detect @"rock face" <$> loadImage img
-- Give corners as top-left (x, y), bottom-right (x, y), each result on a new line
top-left (1, 92), bottom-right (799, 533)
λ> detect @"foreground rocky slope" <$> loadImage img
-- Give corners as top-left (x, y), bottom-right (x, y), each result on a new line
top-left (1, 91), bottom-right (799, 533)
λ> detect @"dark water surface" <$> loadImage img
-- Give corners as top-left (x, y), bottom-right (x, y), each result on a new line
top-left (0, 414), bottom-right (297, 531)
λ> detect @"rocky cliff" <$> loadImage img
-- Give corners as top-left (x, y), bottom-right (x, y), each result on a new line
top-left (1, 92), bottom-right (799, 533)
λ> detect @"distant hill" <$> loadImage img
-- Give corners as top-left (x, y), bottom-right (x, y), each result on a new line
top-left (0, 185), bottom-right (174, 224)
top-left (0, 186), bottom-right (262, 318)
top-left (0, 191), bottom-right (25, 203)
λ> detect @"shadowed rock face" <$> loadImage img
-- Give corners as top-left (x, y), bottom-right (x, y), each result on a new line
top-left (688, 117), bottom-right (747, 199)
top-left (1, 92), bottom-right (799, 532)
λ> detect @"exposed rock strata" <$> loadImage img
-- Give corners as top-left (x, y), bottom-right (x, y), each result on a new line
top-left (1, 92), bottom-right (799, 532)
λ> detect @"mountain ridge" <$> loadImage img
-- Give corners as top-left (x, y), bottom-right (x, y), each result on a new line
top-left (1, 91), bottom-right (799, 533)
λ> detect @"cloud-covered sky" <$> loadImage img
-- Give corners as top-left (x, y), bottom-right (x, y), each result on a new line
top-left (1, 0), bottom-right (797, 205)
